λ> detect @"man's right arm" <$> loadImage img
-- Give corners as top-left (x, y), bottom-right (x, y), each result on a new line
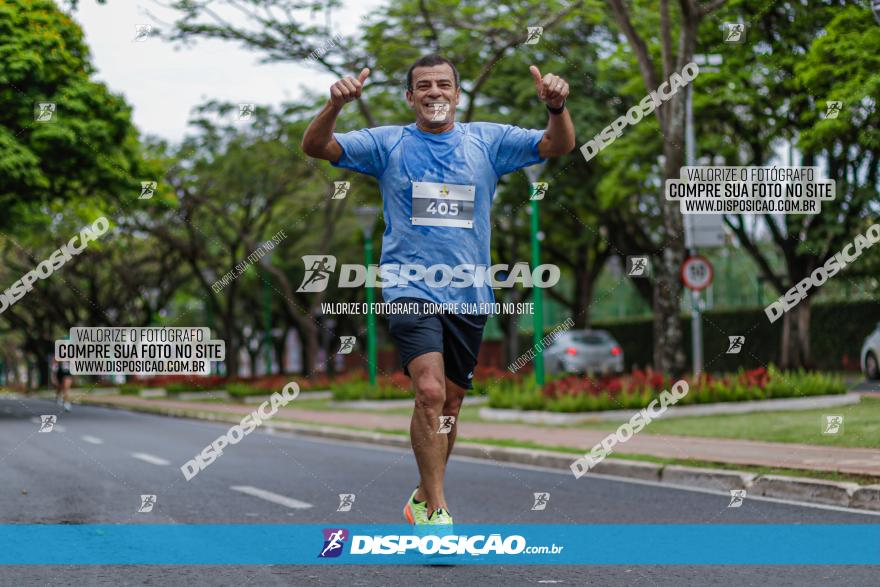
top-left (301, 68), bottom-right (371, 163)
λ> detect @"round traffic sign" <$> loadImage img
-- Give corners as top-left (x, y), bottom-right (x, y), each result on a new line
top-left (681, 255), bottom-right (714, 291)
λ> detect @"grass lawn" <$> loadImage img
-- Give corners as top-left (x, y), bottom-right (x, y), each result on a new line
top-left (464, 397), bottom-right (880, 449)
top-left (625, 396), bottom-right (880, 448)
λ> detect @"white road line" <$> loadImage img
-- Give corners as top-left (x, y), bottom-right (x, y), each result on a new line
top-left (131, 452), bottom-right (170, 466)
top-left (81, 435), bottom-right (104, 445)
top-left (230, 485), bottom-right (313, 509)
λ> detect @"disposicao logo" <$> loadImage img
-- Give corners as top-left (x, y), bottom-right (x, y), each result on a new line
top-left (319, 528), bottom-right (348, 558)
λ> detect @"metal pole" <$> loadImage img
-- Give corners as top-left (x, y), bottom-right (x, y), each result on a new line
top-left (263, 269), bottom-right (272, 374)
top-left (530, 199), bottom-right (544, 386)
top-left (364, 236), bottom-right (377, 386)
top-left (685, 84), bottom-right (703, 375)
top-left (205, 301), bottom-right (214, 375)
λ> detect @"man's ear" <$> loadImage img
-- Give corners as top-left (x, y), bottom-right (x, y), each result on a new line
top-left (454, 86), bottom-right (461, 106)
top-left (405, 89), bottom-right (414, 109)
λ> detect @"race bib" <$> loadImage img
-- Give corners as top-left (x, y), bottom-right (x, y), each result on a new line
top-left (411, 181), bottom-right (475, 228)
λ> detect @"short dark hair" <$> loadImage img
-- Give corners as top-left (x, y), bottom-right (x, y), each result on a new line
top-left (406, 54), bottom-right (460, 91)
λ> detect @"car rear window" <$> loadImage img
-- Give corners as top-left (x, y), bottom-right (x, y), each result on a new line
top-left (573, 333), bottom-right (610, 345)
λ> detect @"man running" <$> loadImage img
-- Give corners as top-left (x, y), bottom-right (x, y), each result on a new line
top-left (302, 54), bottom-right (574, 526)
top-left (54, 358), bottom-right (72, 411)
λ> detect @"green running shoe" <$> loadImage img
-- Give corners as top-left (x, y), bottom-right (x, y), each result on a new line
top-left (403, 488), bottom-right (429, 524)
top-left (425, 507), bottom-right (453, 526)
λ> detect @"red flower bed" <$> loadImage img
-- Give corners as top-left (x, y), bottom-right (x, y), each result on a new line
top-left (541, 368), bottom-right (668, 400)
top-left (738, 367), bottom-right (769, 389)
top-left (474, 365), bottom-right (519, 381)
top-left (376, 371), bottom-right (411, 390)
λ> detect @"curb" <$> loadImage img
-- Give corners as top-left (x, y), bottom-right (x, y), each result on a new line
top-left (80, 397), bottom-right (880, 512)
top-left (661, 465), bottom-right (755, 491)
top-left (751, 475), bottom-right (859, 507)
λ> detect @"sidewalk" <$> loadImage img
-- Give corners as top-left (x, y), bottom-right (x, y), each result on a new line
top-left (80, 395), bottom-right (880, 477)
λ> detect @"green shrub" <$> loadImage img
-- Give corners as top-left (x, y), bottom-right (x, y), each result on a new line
top-left (330, 380), bottom-right (413, 401)
top-left (119, 384), bottom-right (142, 395)
top-left (165, 382), bottom-right (216, 394)
top-left (225, 383), bottom-right (269, 399)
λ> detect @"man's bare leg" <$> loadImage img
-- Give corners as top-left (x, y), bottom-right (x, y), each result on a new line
top-left (442, 378), bottom-right (466, 462)
top-left (413, 377), bottom-right (466, 509)
top-left (408, 352), bottom-right (448, 513)
top-left (62, 377), bottom-right (71, 403)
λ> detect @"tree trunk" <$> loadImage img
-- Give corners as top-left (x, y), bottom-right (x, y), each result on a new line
top-left (299, 320), bottom-right (320, 378)
top-left (654, 139), bottom-right (687, 376)
top-left (274, 328), bottom-right (288, 374)
top-left (796, 299), bottom-right (812, 368)
top-left (220, 314), bottom-right (239, 377)
top-left (246, 346), bottom-right (259, 377)
top-left (32, 352), bottom-right (48, 389)
top-left (572, 268), bottom-right (590, 329)
top-left (780, 310), bottom-right (793, 369)
top-left (779, 297), bottom-right (811, 369)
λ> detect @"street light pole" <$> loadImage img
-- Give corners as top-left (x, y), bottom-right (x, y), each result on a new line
top-left (259, 242), bottom-right (278, 376)
top-left (685, 81), bottom-right (703, 376)
top-left (364, 233), bottom-right (376, 386)
top-left (355, 206), bottom-right (379, 386)
top-left (524, 164), bottom-right (546, 387)
top-left (684, 53), bottom-right (722, 377)
top-left (262, 268), bottom-right (272, 374)
top-left (530, 198), bottom-right (544, 386)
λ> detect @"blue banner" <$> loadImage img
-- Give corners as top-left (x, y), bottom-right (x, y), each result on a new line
top-left (1, 524), bottom-right (879, 565)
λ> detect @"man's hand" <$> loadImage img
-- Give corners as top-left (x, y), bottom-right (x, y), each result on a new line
top-left (330, 68), bottom-right (371, 109)
top-left (529, 65), bottom-right (568, 110)
top-left (303, 69), bottom-right (370, 161)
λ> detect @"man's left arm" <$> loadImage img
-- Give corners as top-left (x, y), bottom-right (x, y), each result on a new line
top-left (530, 65), bottom-right (575, 158)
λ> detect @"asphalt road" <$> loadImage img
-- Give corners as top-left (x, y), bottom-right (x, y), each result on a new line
top-left (1, 396), bottom-right (878, 586)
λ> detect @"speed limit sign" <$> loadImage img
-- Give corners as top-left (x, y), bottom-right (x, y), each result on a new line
top-left (681, 255), bottom-right (714, 291)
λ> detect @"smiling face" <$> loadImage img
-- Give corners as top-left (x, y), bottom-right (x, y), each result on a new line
top-left (406, 63), bottom-right (461, 132)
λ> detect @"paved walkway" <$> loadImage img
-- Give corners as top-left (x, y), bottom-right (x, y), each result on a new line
top-left (79, 395), bottom-right (880, 477)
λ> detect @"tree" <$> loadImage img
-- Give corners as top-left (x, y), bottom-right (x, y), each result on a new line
top-left (603, 0), bottom-right (728, 374)
top-left (699, 0), bottom-right (879, 367)
top-left (0, 215), bottom-right (186, 387)
top-left (0, 0), bottom-right (143, 232)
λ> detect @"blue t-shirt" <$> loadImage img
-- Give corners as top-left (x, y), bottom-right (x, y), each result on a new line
top-left (332, 122), bottom-right (545, 308)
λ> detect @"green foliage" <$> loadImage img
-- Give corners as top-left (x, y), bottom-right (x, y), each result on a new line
top-left (225, 383), bottom-right (269, 399)
top-left (331, 380), bottom-right (413, 401)
top-left (165, 381), bottom-right (218, 394)
top-left (119, 383), bottom-right (142, 395)
top-left (0, 0), bottom-right (144, 232)
top-left (487, 366), bottom-right (846, 412)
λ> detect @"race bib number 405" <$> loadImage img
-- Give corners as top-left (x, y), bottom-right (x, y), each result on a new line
top-left (411, 181), bottom-right (475, 228)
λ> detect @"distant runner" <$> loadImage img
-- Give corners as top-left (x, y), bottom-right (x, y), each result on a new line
top-left (54, 358), bottom-right (72, 411)
top-left (302, 54), bottom-right (574, 526)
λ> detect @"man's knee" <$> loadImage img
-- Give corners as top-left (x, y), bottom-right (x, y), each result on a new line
top-left (443, 386), bottom-right (464, 415)
top-left (413, 371), bottom-right (445, 409)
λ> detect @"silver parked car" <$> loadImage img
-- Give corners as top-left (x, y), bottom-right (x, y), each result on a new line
top-left (861, 322), bottom-right (880, 380)
top-left (543, 329), bottom-right (624, 376)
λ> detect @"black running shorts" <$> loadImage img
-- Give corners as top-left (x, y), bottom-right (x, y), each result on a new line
top-left (387, 297), bottom-right (489, 390)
